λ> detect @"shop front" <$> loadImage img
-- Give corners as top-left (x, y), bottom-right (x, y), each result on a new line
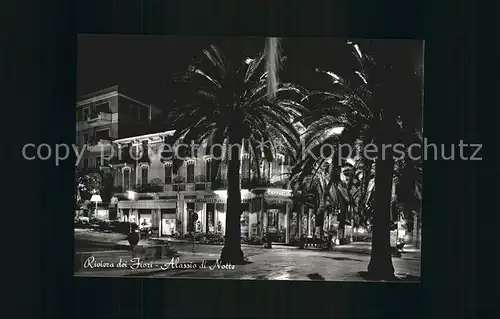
top-left (192, 195), bottom-right (228, 234)
top-left (158, 199), bottom-right (178, 236)
top-left (161, 207), bottom-right (177, 236)
top-left (263, 202), bottom-right (288, 242)
top-left (117, 198), bottom-right (177, 237)
top-left (248, 189), bottom-right (293, 243)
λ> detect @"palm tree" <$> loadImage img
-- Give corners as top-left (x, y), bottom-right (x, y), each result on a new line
top-left (167, 42), bottom-right (305, 264)
top-left (300, 39), bottom-right (423, 279)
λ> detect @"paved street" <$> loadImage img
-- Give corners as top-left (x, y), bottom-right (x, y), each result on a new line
top-left (76, 242), bottom-right (420, 282)
top-left (145, 247), bottom-right (420, 281)
top-left (74, 229), bottom-right (420, 282)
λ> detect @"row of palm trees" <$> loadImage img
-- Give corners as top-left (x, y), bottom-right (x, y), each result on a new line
top-left (165, 37), bottom-right (423, 280)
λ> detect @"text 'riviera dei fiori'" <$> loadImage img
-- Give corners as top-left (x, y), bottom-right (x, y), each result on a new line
top-left (83, 256), bottom-right (236, 271)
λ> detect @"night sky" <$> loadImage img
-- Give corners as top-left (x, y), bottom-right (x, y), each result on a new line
top-left (77, 35), bottom-right (423, 113)
top-left (77, 35), bottom-right (213, 111)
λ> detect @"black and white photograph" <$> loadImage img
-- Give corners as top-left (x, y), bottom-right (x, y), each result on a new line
top-left (73, 35), bottom-right (423, 282)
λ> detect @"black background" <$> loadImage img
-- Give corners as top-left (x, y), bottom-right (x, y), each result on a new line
top-left (4, 0), bottom-right (489, 318)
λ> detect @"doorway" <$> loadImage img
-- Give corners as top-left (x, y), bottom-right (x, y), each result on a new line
top-left (206, 203), bottom-right (215, 232)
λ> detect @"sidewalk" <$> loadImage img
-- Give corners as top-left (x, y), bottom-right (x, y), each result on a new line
top-left (117, 238), bottom-right (299, 250)
top-left (75, 243), bottom-right (420, 281)
top-left (331, 241), bottom-right (421, 255)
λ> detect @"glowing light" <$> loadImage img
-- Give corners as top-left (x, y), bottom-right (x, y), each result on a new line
top-left (354, 44), bottom-right (362, 59)
top-left (213, 190), bottom-right (227, 200)
top-left (90, 194), bottom-right (102, 203)
top-left (127, 190), bottom-right (137, 200)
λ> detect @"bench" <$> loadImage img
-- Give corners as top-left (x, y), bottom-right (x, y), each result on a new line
top-left (298, 237), bottom-right (333, 250)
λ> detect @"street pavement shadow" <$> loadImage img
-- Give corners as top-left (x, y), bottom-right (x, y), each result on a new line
top-left (323, 256), bottom-right (363, 262)
top-left (124, 259), bottom-right (253, 277)
top-left (358, 271), bottom-right (420, 282)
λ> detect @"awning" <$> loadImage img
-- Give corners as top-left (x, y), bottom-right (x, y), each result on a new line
top-left (194, 198), bottom-right (226, 203)
top-left (264, 197), bottom-right (293, 204)
top-left (118, 200), bottom-right (176, 209)
top-left (191, 197), bottom-right (253, 204)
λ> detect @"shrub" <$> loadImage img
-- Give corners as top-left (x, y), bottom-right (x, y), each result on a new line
top-left (246, 235), bottom-right (263, 245)
top-left (97, 220), bottom-right (111, 231)
top-left (205, 232), bottom-right (224, 244)
top-left (194, 232), bottom-right (205, 241)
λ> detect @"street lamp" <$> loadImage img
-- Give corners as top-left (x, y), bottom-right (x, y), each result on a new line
top-left (90, 194), bottom-right (102, 218)
top-left (127, 190), bottom-right (137, 227)
top-left (127, 190), bottom-right (137, 200)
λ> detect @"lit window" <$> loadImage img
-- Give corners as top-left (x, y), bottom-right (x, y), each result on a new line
top-left (187, 162), bottom-right (195, 183)
top-left (123, 169), bottom-right (130, 190)
top-left (141, 166), bottom-right (148, 185)
top-left (164, 165), bottom-right (172, 184)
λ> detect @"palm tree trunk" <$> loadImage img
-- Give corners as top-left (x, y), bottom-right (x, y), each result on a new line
top-left (220, 137), bottom-right (245, 264)
top-left (316, 197), bottom-right (326, 238)
top-left (367, 128), bottom-right (396, 279)
top-left (338, 206), bottom-right (346, 244)
top-left (315, 210), bottom-right (324, 238)
top-left (265, 37), bottom-right (281, 99)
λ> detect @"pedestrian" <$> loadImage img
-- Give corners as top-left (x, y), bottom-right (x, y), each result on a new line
top-left (140, 218), bottom-right (149, 240)
top-left (127, 223), bottom-right (140, 257)
top-left (298, 234), bottom-right (305, 249)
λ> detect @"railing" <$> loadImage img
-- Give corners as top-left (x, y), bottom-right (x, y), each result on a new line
top-left (88, 112), bottom-right (112, 122)
top-left (134, 183), bottom-right (164, 193)
top-left (111, 179), bottom-right (288, 195)
top-left (173, 184), bottom-right (186, 192)
top-left (86, 139), bottom-right (112, 152)
top-left (77, 112), bottom-right (114, 130)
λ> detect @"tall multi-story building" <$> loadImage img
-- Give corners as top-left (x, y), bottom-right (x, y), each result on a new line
top-left (107, 129), bottom-right (314, 244)
top-left (75, 85), bottom-right (161, 170)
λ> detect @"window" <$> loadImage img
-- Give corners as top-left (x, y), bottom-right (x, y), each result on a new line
top-left (139, 107), bottom-right (148, 121)
top-left (83, 107), bottom-right (89, 120)
top-left (83, 158), bottom-right (88, 169)
top-left (187, 203), bottom-right (195, 232)
top-left (83, 133), bottom-right (88, 144)
top-left (205, 161), bottom-right (211, 182)
top-left (130, 105), bottom-right (140, 120)
top-left (206, 203), bottom-right (215, 229)
top-left (96, 157), bottom-right (101, 168)
top-left (95, 101), bottom-right (110, 114)
top-left (187, 162), bottom-right (195, 183)
top-left (242, 155), bottom-right (250, 179)
top-left (131, 143), bottom-right (142, 159)
top-left (141, 166), bottom-right (148, 185)
top-left (95, 129), bottom-right (110, 141)
top-left (164, 165), bottom-right (172, 184)
top-left (123, 169), bottom-right (130, 190)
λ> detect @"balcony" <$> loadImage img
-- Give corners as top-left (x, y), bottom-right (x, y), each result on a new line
top-left (77, 112), bottom-right (115, 131)
top-left (111, 183), bottom-right (164, 196)
top-left (134, 183), bottom-right (164, 193)
top-left (172, 176), bottom-right (186, 192)
top-left (86, 138), bottom-right (112, 152)
top-left (173, 184), bottom-right (186, 192)
top-left (211, 178), bottom-right (288, 191)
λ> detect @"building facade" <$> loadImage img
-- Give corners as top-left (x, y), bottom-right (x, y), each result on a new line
top-left (76, 85), bottom-right (161, 170)
top-left (108, 130), bottom-right (315, 244)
